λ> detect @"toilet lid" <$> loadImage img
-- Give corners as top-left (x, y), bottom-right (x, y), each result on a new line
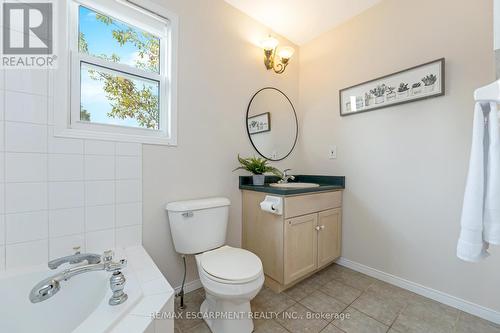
top-left (200, 246), bottom-right (262, 283)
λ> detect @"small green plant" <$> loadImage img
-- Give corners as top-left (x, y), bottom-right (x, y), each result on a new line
top-left (386, 86), bottom-right (396, 94)
top-left (412, 82), bottom-right (422, 88)
top-left (398, 83), bottom-right (409, 92)
top-left (370, 84), bottom-right (386, 97)
top-left (422, 74), bottom-right (437, 86)
top-left (233, 155), bottom-right (280, 176)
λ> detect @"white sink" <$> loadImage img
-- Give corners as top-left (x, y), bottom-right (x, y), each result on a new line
top-left (270, 182), bottom-right (320, 189)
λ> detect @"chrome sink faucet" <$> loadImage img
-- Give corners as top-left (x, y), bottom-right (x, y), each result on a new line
top-left (48, 246), bottom-right (101, 269)
top-left (30, 250), bottom-right (128, 306)
top-left (278, 169), bottom-right (295, 184)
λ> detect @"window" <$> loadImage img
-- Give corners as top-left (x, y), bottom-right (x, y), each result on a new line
top-left (56, 0), bottom-right (178, 145)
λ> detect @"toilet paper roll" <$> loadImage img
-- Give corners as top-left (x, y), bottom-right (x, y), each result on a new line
top-left (260, 200), bottom-right (276, 213)
top-left (260, 196), bottom-right (283, 215)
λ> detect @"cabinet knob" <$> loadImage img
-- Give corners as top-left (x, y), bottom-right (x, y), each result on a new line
top-left (315, 226), bottom-right (321, 231)
top-left (320, 225), bottom-right (325, 230)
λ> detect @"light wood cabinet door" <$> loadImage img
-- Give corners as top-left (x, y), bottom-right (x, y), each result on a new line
top-left (317, 208), bottom-right (342, 269)
top-left (284, 213), bottom-right (318, 284)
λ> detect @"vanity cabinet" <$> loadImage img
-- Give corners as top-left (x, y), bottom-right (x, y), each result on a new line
top-left (242, 189), bottom-right (343, 292)
top-left (317, 209), bottom-right (342, 268)
top-left (284, 213), bottom-right (318, 284)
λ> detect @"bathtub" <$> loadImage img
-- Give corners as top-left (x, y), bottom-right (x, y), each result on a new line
top-left (0, 246), bottom-right (174, 333)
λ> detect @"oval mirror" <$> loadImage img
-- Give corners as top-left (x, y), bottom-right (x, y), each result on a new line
top-left (246, 87), bottom-right (298, 161)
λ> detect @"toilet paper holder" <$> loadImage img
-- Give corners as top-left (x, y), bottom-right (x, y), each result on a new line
top-left (260, 196), bottom-right (283, 215)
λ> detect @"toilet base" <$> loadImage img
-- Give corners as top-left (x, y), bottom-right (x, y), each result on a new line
top-left (200, 293), bottom-right (254, 333)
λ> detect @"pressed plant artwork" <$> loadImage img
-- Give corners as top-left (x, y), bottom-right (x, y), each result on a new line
top-left (422, 74), bottom-right (437, 86)
top-left (398, 83), bottom-right (409, 92)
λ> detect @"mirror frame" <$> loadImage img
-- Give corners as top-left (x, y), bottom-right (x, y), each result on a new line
top-left (246, 87), bottom-right (298, 161)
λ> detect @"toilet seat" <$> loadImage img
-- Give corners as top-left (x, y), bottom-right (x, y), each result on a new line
top-left (195, 246), bottom-right (265, 333)
top-left (199, 246), bottom-right (263, 284)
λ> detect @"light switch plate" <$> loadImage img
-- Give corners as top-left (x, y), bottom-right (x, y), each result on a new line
top-left (329, 146), bottom-right (337, 159)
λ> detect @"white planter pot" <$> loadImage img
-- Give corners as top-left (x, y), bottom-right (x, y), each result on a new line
top-left (387, 93), bottom-right (396, 102)
top-left (398, 91), bottom-right (409, 98)
top-left (423, 84), bottom-right (435, 93)
top-left (412, 87), bottom-right (422, 95)
top-left (252, 174), bottom-right (265, 186)
top-left (375, 96), bottom-right (385, 104)
top-left (345, 101), bottom-right (351, 112)
top-left (355, 98), bottom-right (364, 109)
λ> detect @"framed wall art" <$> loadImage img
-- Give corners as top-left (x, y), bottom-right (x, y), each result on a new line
top-left (247, 112), bottom-right (271, 134)
top-left (340, 58), bottom-right (445, 116)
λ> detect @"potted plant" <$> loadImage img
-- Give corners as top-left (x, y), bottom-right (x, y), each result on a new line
top-left (355, 96), bottom-right (364, 109)
top-left (386, 86), bottom-right (396, 102)
top-left (422, 74), bottom-right (437, 93)
top-left (364, 92), bottom-right (373, 107)
top-left (345, 101), bottom-right (352, 113)
top-left (370, 84), bottom-right (386, 104)
top-left (411, 82), bottom-right (422, 95)
top-left (397, 83), bottom-right (409, 98)
top-left (233, 155), bottom-right (280, 186)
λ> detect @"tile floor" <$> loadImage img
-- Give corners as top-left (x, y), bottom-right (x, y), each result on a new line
top-left (174, 264), bottom-right (500, 333)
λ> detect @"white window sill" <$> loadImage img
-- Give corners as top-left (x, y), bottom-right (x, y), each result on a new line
top-left (55, 128), bottom-right (177, 146)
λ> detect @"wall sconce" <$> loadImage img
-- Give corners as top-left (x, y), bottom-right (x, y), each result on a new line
top-left (261, 36), bottom-right (294, 74)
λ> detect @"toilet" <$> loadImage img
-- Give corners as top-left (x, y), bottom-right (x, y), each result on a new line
top-left (166, 197), bottom-right (264, 333)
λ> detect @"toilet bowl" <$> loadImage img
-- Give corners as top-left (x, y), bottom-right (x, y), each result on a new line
top-left (166, 197), bottom-right (264, 333)
top-left (196, 246), bottom-right (264, 333)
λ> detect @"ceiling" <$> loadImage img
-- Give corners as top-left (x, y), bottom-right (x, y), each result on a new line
top-left (225, 0), bottom-right (382, 45)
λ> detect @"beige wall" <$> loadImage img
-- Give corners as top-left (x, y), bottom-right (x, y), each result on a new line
top-left (143, 0), bottom-right (301, 288)
top-left (496, 0), bottom-right (500, 78)
top-left (298, 0), bottom-right (500, 312)
top-left (143, 0), bottom-right (499, 314)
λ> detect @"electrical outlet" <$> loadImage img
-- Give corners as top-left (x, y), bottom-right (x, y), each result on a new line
top-left (329, 146), bottom-right (337, 159)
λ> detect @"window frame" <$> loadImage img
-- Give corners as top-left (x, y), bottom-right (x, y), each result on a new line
top-left (55, 0), bottom-right (178, 145)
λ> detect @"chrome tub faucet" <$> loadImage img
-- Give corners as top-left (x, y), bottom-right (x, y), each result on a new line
top-left (48, 246), bottom-right (101, 269)
top-left (30, 250), bottom-right (128, 306)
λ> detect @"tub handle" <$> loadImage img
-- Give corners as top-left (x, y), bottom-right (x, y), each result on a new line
top-left (39, 284), bottom-right (55, 296)
top-left (109, 271), bottom-right (128, 306)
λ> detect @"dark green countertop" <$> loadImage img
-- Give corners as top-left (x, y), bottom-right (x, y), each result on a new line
top-left (239, 175), bottom-right (345, 195)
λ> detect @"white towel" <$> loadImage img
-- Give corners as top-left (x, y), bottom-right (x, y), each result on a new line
top-left (484, 102), bottom-right (500, 244)
top-left (457, 103), bottom-right (490, 262)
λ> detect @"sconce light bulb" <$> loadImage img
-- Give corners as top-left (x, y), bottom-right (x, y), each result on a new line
top-left (278, 46), bottom-right (295, 60)
top-left (261, 36), bottom-right (279, 51)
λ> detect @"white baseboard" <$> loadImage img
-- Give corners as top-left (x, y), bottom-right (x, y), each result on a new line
top-left (336, 257), bottom-right (500, 325)
top-left (174, 279), bottom-right (202, 295)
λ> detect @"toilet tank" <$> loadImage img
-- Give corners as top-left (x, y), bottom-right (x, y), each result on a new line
top-left (166, 197), bottom-right (230, 254)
